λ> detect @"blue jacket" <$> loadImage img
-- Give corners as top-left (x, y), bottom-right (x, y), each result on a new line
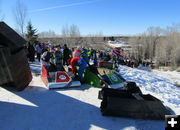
top-left (82, 49), bottom-right (89, 64)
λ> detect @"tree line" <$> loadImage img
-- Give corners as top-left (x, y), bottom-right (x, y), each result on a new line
top-left (128, 24), bottom-right (180, 67)
top-left (1, 0), bottom-right (180, 67)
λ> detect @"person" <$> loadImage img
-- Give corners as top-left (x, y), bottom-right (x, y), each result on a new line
top-left (28, 42), bottom-right (35, 62)
top-left (70, 57), bottom-right (87, 83)
top-left (81, 47), bottom-right (89, 64)
top-left (99, 51), bottom-right (103, 61)
top-left (87, 48), bottom-right (91, 59)
top-left (55, 47), bottom-right (64, 71)
top-left (103, 53), bottom-right (111, 61)
top-left (48, 43), bottom-right (52, 50)
top-left (35, 43), bottom-right (42, 62)
top-left (66, 48), bottom-right (73, 65)
top-left (49, 49), bottom-right (55, 64)
top-left (41, 49), bottom-right (57, 74)
top-left (41, 43), bottom-right (47, 54)
top-left (92, 50), bottom-right (97, 66)
top-left (73, 46), bottom-right (81, 58)
top-left (41, 49), bottom-right (51, 66)
top-left (63, 44), bottom-right (70, 65)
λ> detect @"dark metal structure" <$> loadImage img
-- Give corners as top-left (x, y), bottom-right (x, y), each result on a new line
top-left (99, 87), bottom-right (171, 120)
top-left (0, 22), bottom-right (32, 91)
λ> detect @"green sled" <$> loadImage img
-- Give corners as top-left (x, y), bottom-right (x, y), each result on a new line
top-left (83, 68), bottom-right (102, 88)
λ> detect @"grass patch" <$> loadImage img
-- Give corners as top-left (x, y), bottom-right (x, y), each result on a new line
top-left (174, 82), bottom-right (180, 87)
top-left (159, 66), bottom-right (178, 71)
top-left (33, 73), bottom-right (41, 76)
top-left (169, 67), bottom-right (176, 71)
top-left (176, 67), bottom-right (180, 72)
top-left (162, 67), bottom-right (171, 71)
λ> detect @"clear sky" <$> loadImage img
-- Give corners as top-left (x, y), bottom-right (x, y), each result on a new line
top-left (1, 0), bottom-right (180, 36)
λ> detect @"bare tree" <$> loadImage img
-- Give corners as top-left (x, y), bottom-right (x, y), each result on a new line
top-left (69, 24), bottom-right (80, 37)
top-left (69, 24), bottom-right (81, 46)
top-left (146, 27), bottom-right (161, 59)
top-left (61, 24), bottom-right (70, 45)
top-left (129, 23), bottom-right (180, 67)
top-left (61, 24), bottom-right (81, 47)
top-left (79, 32), bottom-right (105, 50)
top-left (13, 0), bottom-right (27, 36)
top-left (129, 34), bottom-right (146, 60)
top-left (39, 30), bottom-right (57, 38)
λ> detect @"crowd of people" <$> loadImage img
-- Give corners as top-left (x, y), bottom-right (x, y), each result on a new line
top-left (27, 42), bottom-right (104, 82)
top-left (27, 42), bottom-right (116, 67)
top-left (27, 42), bottom-right (153, 82)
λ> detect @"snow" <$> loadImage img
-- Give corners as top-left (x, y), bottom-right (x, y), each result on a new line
top-left (152, 69), bottom-right (180, 85)
top-left (107, 41), bottom-right (130, 48)
top-left (118, 65), bottom-right (180, 115)
top-left (137, 64), bottom-right (152, 72)
top-left (1, 61), bottom-right (180, 130)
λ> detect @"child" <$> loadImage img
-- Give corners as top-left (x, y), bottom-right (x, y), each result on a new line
top-left (70, 57), bottom-right (87, 83)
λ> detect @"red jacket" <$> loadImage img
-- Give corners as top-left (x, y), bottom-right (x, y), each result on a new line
top-left (70, 57), bottom-right (80, 73)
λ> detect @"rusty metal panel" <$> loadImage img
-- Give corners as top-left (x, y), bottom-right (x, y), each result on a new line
top-left (0, 22), bottom-right (32, 91)
top-left (0, 22), bottom-right (26, 52)
top-left (0, 47), bottom-right (13, 85)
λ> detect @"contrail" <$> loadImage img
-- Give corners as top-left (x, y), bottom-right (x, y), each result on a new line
top-left (29, 0), bottom-right (100, 13)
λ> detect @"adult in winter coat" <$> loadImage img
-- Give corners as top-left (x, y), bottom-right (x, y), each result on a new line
top-left (63, 44), bottom-right (70, 65)
top-left (41, 50), bottom-right (57, 73)
top-left (35, 43), bottom-right (42, 62)
top-left (41, 43), bottom-right (47, 54)
top-left (66, 48), bottom-right (72, 65)
top-left (70, 57), bottom-right (87, 83)
top-left (41, 50), bottom-right (51, 66)
top-left (28, 42), bottom-right (35, 62)
top-left (81, 47), bottom-right (89, 64)
top-left (55, 47), bottom-right (64, 70)
top-left (92, 50), bottom-right (97, 66)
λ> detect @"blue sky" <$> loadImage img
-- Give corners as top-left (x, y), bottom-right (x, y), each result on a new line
top-left (1, 0), bottom-right (180, 36)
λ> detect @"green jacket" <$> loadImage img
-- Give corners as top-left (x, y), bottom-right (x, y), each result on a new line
top-left (55, 51), bottom-right (63, 64)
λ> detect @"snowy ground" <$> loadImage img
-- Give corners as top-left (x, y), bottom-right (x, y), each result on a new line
top-left (152, 69), bottom-right (180, 85)
top-left (0, 61), bottom-right (180, 130)
top-left (118, 65), bottom-right (180, 115)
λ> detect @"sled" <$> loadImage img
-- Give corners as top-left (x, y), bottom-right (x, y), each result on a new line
top-left (83, 65), bottom-right (126, 89)
top-left (41, 65), bottom-right (81, 89)
top-left (83, 68), bottom-right (106, 88)
top-left (63, 63), bottom-right (126, 89)
top-left (112, 48), bottom-right (124, 58)
top-left (98, 81), bottom-right (142, 100)
top-left (98, 61), bottom-right (114, 69)
top-left (99, 87), bottom-right (171, 120)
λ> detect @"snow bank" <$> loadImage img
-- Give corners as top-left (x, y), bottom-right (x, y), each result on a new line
top-left (1, 75), bottom-right (164, 130)
top-left (1, 62), bottom-right (179, 130)
top-left (118, 65), bottom-right (180, 115)
top-left (152, 69), bottom-right (180, 85)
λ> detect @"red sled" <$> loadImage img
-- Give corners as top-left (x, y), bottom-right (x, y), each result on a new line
top-left (41, 65), bottom-right (81, 89)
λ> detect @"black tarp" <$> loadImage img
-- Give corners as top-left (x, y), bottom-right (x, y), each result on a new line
top-left (99, 87), bottom-right (171, 120)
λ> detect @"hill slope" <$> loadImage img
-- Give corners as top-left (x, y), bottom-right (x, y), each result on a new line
top-left (0, 62), bottom-right (180, 130)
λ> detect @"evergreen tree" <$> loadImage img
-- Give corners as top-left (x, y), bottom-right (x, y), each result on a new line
top-left (25, 21), bottom-right (38, 44)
